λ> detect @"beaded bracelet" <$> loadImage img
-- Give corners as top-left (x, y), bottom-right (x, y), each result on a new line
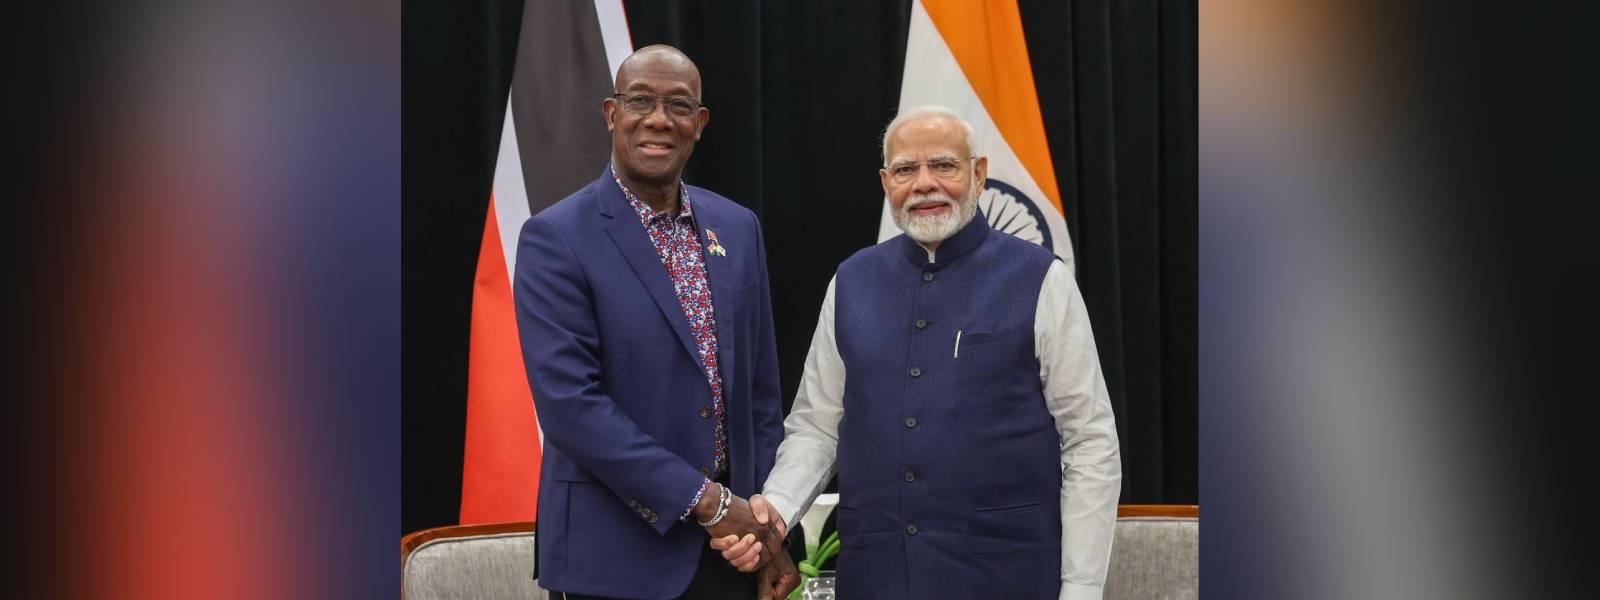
top-left (697, 483), bottom-right (731, 527)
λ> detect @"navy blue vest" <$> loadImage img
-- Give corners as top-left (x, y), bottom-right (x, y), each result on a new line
top-left (832, 214), bottom-right (1061, 599)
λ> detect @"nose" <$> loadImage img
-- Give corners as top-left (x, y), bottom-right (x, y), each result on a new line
top-left (641, 100), bottom-right (672, 130)
top-left (910, 163), bottom-right (942, 195)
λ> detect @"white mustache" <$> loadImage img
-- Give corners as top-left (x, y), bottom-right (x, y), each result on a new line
top-left (903, 194), bottom-right (957, 213)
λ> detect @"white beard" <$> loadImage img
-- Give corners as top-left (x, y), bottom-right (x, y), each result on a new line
top-left (893, 181), bottom-right (979, 244)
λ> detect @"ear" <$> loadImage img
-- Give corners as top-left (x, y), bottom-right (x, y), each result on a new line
top-left (693, 106), bottom-right (710, 141)
top-left (601, 97), bottom-right (617, 133)
top-left (973, 155), bottom-right (989, 191)
top-left (879, 168), bottom-right (892, 196)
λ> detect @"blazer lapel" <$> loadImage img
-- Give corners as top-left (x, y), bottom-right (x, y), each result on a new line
top-left (693, 197), bottom-right (737, 396)
top-left (597, 178), bottom-right (702, 368)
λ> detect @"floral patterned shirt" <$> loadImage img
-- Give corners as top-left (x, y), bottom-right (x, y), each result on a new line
top-left (610, 165), bottom-right (726, 522)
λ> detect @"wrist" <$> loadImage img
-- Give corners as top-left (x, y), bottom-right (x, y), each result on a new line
top-left (693, 481), bottom-right (720, 521)
top-left (762, 495), bottom-right (792, 531)
top-left (697, 483), bottom-right (732, 527)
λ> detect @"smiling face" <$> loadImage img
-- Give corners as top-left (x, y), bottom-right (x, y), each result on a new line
top-left (880, 114), bottom-right (988, 244)
top-left (602, 47), bottom-right (709, 187)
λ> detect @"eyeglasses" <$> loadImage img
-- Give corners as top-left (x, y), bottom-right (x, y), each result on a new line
top-left (611, 93), bottom-right (702, 118)
top-left (886, 156), bottom-right (976, 184)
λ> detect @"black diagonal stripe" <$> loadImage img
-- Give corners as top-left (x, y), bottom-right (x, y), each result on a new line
top-left (511, 1), bottom-right (618, 216)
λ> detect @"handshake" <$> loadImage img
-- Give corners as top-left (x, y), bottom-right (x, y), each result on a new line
top-left (694, 483), bottom-right (799, 600)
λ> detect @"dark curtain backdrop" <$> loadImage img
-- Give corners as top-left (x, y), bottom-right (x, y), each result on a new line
top-left (403, 0), bottom-right (1195, 535)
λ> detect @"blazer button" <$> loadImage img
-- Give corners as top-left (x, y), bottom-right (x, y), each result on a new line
top-left (909, 368), bottom-right (922, 377)
top-left (699, 467), bottom-right (710, 477)
top-left (649, 513), bottom-right (660, 524)
top-left (629, 500), bottom-right (640, 508)
top-left (904, 470), bottom-right (916, 482)
top-left (915, 319), bottom-right (927, 329)
top-left (905, 524), bottom-right (918, 535)
top-left (699, 406), bottom-right (712, 418)
top-left (923, 273), bottom-right (935, 282)
top-left (905, 417), bottom-right (918, 428)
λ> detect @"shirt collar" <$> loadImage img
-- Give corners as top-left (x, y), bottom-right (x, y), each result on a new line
top-left (610, 163), bottom-right (693, 224)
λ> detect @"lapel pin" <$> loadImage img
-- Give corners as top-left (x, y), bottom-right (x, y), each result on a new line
top-left (705, 229), bottom-right (728, 257)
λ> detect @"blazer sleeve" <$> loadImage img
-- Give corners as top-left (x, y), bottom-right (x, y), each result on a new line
top-left (515, 214), bottom-right (707, 535)
top-left (746, 211), bottom-right (784, 487)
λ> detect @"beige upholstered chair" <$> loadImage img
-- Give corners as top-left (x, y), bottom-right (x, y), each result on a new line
top-left (401, 505), bottom-right (1198, 599)
top-left (1105, 505), bottom-right (1199, 600)
top-left (402, 521), bottom-right (545, 600)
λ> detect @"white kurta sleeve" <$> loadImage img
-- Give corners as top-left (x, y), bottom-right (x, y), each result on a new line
top-left (1035, 261), bottom-right (1123, 600)
top-left (761, 276), bottom-right (846, 528)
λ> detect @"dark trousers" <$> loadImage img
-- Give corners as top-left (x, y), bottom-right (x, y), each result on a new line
top-left (550, 541), bottom-right (756, 600)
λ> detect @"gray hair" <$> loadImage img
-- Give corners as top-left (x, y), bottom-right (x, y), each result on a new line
top-left (880, 105), bottom-right (977, 167)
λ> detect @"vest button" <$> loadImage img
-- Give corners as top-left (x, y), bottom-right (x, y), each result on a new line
top-left (905, 524), bottom-right (918, 535)
top-left (904, 470), bottom-right (916, 482)
top-left (909, 368), bottom-right (922, 377)
top-left (699, 406), bottom-right (711, 418)
top-left (905, 417), bottom-right (918, 428)
top-left (915, 319), bottom-right (927, 329)
top-left (922, 273), bottom-right (935, 282)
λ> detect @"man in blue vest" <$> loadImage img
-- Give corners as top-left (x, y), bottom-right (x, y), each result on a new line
top-left (712, 106), bottom-right (1123, 599)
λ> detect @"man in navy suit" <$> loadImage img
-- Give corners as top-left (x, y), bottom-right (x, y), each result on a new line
top-left (514, 45), bottom-right (797, 600)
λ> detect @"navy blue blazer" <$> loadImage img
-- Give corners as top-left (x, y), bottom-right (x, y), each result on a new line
top-left (513, 170), bottom-right (784, 598)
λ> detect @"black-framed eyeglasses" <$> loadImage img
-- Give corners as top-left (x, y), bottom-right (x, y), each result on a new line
top-left (611, 93), bottom-right (702, 118)
top-left (886, 156), bottom-right (976, 184)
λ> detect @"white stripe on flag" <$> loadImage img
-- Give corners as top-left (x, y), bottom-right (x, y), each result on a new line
top-left (492, 100), bottom-right (533, 285)
top-left (594, 0), bottom-right (633, 81)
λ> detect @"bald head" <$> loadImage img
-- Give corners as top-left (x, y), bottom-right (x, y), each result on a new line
top-left (615, 44), bottom-right (702, 99)
top-left (603, 44), bottom-right (710, 195)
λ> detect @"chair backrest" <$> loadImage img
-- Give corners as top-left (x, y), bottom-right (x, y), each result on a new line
top-left (400, 505), bottom-right (1199, 600)
top-left (401, 522), bottom-right (546, 600)
top-left (1105, 505), bottom-right (1199, 600)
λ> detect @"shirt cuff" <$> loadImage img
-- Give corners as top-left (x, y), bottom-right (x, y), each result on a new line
top-left (679, 477), bottom-right (712, 522)
top-left (762, 493), bottom-right (798, 531)
top-left (1059, 581), bottom-right (1104, 600)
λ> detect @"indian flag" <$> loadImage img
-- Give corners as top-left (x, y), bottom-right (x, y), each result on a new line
top-left (878, 0), bottom-right (1075, 272)
top-left (459, 0), bottom-right (633, 525)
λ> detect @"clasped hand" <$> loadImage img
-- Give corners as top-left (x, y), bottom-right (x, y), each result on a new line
top-left (701, 493), bottom-right (796, 599)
